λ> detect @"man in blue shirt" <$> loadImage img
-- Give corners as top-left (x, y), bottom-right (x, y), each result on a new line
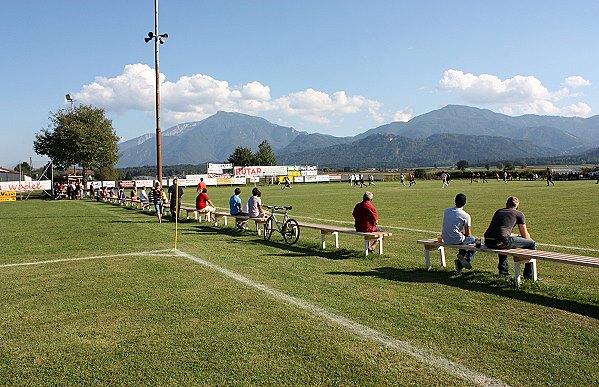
top-left (229, 188), bottom-right (248, 229)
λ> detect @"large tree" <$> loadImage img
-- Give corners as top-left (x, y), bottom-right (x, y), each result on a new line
top-left (254, 140), bottom-right (277, 166)
top-left (227, 146), bottom-right (255, 167)
top-left (34, 105), bottom-right (120, 182)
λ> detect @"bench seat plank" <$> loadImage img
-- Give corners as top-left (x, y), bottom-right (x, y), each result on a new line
top-left (417, 238), bottom-right (599, 286)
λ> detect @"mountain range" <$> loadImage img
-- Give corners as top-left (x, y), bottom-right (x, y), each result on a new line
top-left (117, 105), bottom-right (599, 168)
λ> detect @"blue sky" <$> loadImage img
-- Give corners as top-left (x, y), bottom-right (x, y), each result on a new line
top-left (2, 0), bottom-right (598, 168)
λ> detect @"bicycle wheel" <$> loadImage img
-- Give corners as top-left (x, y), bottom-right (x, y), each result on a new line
top-left (282, 219), bottom-right (300, 245)
top-left (264, 217), bottom-right (274, 241)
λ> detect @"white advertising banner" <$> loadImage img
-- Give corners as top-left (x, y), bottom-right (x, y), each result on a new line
top-left (293, 176), bottom-right (304, 183)
top-left (207, 163), bottom-right (233, 174)
top-left (316, 175), bottom-right (330, 182)
top-left (234, 166), bottom-right (288, 177)
top-left (0, 180), bottom-right (52, 192)
top-left (232, 177), bottom-right (247, 185)
top-left (304, 175), bottom-right (317, 183)
top-left (134, 179), bottom-right (155, 188)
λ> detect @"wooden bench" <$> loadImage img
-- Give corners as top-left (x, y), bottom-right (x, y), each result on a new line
top-left (417, 238), bottom-right (599, 286)
top-left (213, 211), bottom-right (267, 235)
top-left (180, 205), bottom-right (213, 222)
top-left (297, 221), bottom-right (392, 257)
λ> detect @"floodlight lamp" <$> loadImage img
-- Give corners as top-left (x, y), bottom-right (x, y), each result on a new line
top-left (65, 94), bottom-right (72, 102)
top-left (144, 31), bottom-right (155, 43)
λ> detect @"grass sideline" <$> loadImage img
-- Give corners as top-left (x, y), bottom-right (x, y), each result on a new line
top-left (0, 179), bottom-right (597, 385)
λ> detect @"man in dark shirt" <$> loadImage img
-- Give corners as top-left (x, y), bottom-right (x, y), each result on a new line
top-left (168, 178), bottom-right (184, 221)
top-left (484, 196), bottom-right (536, 278)
top-left (352, 191), bottom-right (383, 253)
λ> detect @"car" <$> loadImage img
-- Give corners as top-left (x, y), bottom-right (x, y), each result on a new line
top-left (589, 170), bottom-right (599, 178)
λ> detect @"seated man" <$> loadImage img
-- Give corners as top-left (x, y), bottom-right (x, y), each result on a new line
top-left (484, 196), bottom-right (537, 278)
top-left (247, 187), bottom-right (267, 218)
top-left (196, 187), bottom-right (216, 221)
top-left (229, 188), bottom-right (248, 229)
top-left (352, 191), bottom-right (384, 253)
top-left (442, 193), bottom-right (477, 272)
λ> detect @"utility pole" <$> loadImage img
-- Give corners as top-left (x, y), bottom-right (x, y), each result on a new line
top-left (145, 0), bottom-right (168, 185)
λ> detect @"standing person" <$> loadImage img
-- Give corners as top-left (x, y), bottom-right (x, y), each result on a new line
top-left (409, 173), bottom-right (416, 187)
top-left (481, 172), bottom-right (488, 183)
top-left (503, 171), bottom-right (508, 184)
top-left (359, 174), bottom-right (365, 187)
top-left (546, 168), bottom-right (555, 186)
top-left (230, 188), bottom-right (248, 229)
top-left (247, 187), bottom-right (268, 218)
top-left (441, 172), bottom-right (449, 188)
top-left (168, 178), bottom-right (184, 221)
top-left (483, 196), bottom-right (537, 278)
top-left (281, 175), bottom-right (292, 190)
top-left (150, 182), bottom-right (164, 223)
top-left (368, 174), bottom-right (375, 185)
top-left (352, 191), bottom-right (384, 253)
top-left (442, 193), bottom-right (477, 272)
top-left (196, 187), bottom-right (216, 221)
top-left (197, 177), bottom-right (206, 193)
top-left (400, 173), bottom-right (406, 187)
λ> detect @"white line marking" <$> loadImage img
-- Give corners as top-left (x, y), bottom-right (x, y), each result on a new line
top-left (0, 249), bottom-right (175, 268)
top-left (174, 249), bottom-right (508, 387)
top-left (295, 215), bottom-right (599, 253)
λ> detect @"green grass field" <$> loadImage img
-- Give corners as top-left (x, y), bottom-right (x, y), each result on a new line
top-left (1, 179), bottom-right (597, 386)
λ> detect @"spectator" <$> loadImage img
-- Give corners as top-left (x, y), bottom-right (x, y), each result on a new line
top-left (196, 187), bottom-right (216, 221)
top-left (230, 187), bottom-right (248, 229)
top-left (442, 193), bottom-right (477, 272)
top-left (168, 178), bottom-right (184, 221)
top-left (139, 186), bottom-right (149, 204)
top-left (247, 187), bottom-right (267, 218)
top-left (484, 196), bottom-right (537, 278)
top-left (197, 177), bottom-right (206, 193)
top-left (150, 181), bottom-right (164, 223)
top-left (352, 191), bottom-right (384, 253)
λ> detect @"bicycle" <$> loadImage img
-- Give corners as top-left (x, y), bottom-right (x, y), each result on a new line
top-left (263, 205), bottom-right (300, 245)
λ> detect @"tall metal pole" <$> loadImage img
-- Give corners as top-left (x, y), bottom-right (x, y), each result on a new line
top-left (154, 0), bottom-right (163, 185)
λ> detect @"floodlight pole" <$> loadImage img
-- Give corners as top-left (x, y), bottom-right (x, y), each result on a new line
top-left (153, 0), bottom-right (163, 185)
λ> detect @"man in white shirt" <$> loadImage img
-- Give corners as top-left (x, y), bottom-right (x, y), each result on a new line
top-left (441, 193), bottom-right (477, 272)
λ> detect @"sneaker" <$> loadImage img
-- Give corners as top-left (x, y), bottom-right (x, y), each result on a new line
top-left (457, 253), bottom-right (472, 269)
top-left (367, 247), bottom-right (375, 254)
top-left (454, 259), bottom-right (463, 273)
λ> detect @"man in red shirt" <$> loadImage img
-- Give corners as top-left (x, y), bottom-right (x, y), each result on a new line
top-left (352, 191), bottom-right (383, 253)
top-left (197, 177), bottom-right (207, 193)
top-left (196, 187), bottom-right (216, 221)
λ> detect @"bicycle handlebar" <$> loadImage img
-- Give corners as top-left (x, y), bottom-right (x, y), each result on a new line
top-left (265, 205), bottom-right (292, 211)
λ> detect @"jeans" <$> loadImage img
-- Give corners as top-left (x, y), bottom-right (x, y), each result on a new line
top-left (459, 236), bottom-right (477, 262)
top-left (487, 236), bottom-right (536, 277)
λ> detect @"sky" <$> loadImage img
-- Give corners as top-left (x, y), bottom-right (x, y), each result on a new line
top-left (2, 0), bottom-right (598, 168)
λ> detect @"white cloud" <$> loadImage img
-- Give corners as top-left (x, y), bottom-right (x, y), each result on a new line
top-left (74, 64), bottom-right (386, 131)
top-left (393, 107), bottom-right (413, 122)
top-left (439, 69), bottom-right (593, 117)
top-left (563, 75), bottom-right (591, 89)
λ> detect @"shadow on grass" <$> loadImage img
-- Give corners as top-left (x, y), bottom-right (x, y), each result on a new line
top-left (327, 266), bottom-right (599, 319)
top-left (183, 224), bottom-right (361, 260)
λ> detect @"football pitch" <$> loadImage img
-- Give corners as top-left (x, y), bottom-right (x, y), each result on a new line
top-left (1, 179), bottom-right (597, 386)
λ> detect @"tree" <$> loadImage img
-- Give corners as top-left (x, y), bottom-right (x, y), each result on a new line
top-left (227, 146), bottom-right (255, 167)
top-left (520, 160), bottom-right (528, 169)
top-left (497, 162), bottom-right (504, 170)
top-left (14, 162), bottom-right (32, 176)
top-left (484, 163), bottom-right (490, 171)
top-left (34, 105), bottom-right (120, 183)
top-left (95, 165), bottom-right (120, 181)
top-left (456, 160), bottom-right (469, 170)
top-left (254, 140), bottom-right (277, 166)
top-left (505, 161), bottom-right (514, 170)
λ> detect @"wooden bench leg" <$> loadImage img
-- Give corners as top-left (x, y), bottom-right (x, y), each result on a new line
top-left (364, 240), bottom-right (370, 256)
top-left (378, 236), bottom-right (383, 254)
top-left (321, 232), bottom-right (326, 249)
